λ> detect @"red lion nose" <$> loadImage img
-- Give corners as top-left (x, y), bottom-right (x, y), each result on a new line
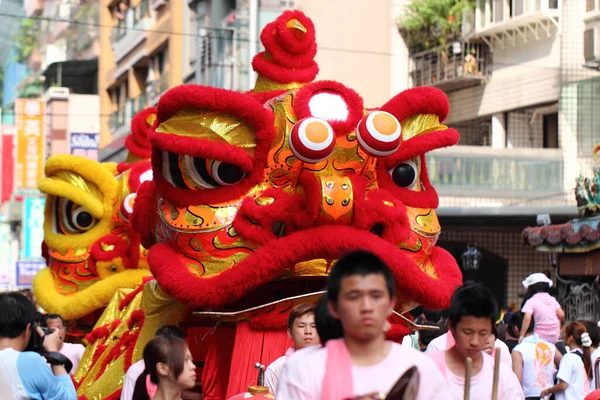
top-left (233, 172), bottom-right (411, 245)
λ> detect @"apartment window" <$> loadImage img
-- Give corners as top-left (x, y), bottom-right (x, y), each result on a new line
top-left (585, 29), bottom-right (595, 62)
top-left (543, 113), bottom-right (559, 149)
top-left (451, 117), bottom-right (492, 146)
top-left (577, 78), bottom-right (600, 155)
top-left (259, 0), bottom-right (295, 7)
top-left (587, 0), bottom-right (596, 12)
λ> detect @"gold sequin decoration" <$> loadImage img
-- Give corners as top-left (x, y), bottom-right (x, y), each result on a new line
top-left (155, 110), bottom-right (257, 154)
top-left (52, 170), bottom-right (103, 200)
top-left (401, 114), bottom-right (448, 141)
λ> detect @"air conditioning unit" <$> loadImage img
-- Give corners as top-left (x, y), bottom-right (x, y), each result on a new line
top-left (44, 87), bottom-right (70, 101)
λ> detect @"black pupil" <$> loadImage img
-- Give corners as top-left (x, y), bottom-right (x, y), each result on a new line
top-left (76, 212), bottom-right (93, 228)
top-left (392, 163), bottom-right (416, 188)
top-left (217, 163), bottom-right (244, 184)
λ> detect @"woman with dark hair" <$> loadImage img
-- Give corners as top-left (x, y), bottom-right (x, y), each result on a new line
top-left (505, 312), bottom-right (524, 353)
top-left (132, 335), bottom-right (197, 400)
top-left (519, 273), bottom-right (565, 345)
top-left (540, 322), bottom-right (592, 400)
top-left (582, 320), bottom-right (600, 389)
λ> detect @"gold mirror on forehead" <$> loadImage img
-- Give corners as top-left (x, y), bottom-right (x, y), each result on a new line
top-left (155, 109), bottom-right (258, 151)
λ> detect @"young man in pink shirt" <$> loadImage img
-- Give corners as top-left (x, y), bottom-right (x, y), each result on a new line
top-left (276, 251), bottom-right (448, 399)
top-left (42, 314), bottom-right (85, 376)
top-left (427, 283), bottom-right (525, 400)
top-left (264, 303), bottom-right (320, 393)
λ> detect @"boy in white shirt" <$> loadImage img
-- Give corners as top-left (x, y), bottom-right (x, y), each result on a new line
top-left (427, 283), bottom-right (525, 400)
top-left (512, 313), bottom-right (561, 399)
top-left (276, 250), bottom-right (448, 399)
top-left (264, 303), bottom-right (320, 393)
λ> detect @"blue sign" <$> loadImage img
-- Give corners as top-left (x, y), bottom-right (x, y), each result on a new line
top-left (70, 133), bottom-right (99, 160)
top-left (22, 197), bottom-right (45, 259)
top-left (16, 260), bottom-right (46, 286)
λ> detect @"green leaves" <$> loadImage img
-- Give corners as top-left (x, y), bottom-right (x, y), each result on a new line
top-left (397, 0), bottom-right (474, 52)
top-left (13, 18), bottom-right (40, 63)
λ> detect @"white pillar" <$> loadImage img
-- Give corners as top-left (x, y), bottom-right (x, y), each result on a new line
top-left (248, 0), bottom-right (258, 87)
top-left (390, 0), bottom-right (410, 95)
top-left (491, 113), bottom-right (506, 148)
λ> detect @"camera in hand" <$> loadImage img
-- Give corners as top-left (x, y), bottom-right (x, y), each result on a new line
top-left (25, 325), bottom-right (53, 354)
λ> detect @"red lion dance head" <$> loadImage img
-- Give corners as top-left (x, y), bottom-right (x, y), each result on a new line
top-left (134, 10), bottom-right (462, 314)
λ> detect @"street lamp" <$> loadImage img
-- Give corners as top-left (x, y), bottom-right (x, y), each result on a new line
top-left (461, 244), bottom-right (482, 272)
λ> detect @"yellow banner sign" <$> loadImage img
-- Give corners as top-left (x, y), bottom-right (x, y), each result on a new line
top-left (15, 99), bottom-right (45, 191)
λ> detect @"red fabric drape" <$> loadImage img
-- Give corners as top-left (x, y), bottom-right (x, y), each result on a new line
top-left (201, 326), bottom-right (236, 400)
top-left (261, 330), bottom-right (293, 367)
top-left (225, 322), bottom-right (291, 398)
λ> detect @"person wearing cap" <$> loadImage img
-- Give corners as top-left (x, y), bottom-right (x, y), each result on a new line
top-left (519, 273), bottom-right (565, 345)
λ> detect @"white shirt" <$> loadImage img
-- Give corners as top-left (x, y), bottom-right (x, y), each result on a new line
top-left (276, 342), bottom-right (447, 399)
top-left (591, 347), bottom-right (600, 390)
top-left (556, 349), bottom-right (590, 400)
top-left (59, 342), bottom-right (85, 376)
top-left (512, 335), bottom-right (556, 397)
top-left (429, 351), bottom-right (524, 400)
top-left (426, 332), bottom-right (513, 368)
top-left (120, 359), bottom-right (145, 400)
top-left (264, 355), bottom-right (287, 394)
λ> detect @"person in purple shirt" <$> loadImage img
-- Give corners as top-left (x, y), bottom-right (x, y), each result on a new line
top-left (0, 292), bottom-right (76, 400)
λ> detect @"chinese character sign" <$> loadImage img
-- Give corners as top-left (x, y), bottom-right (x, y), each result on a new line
top-left (70, 133), bottom-right (99, 160)
top-left (16, 260), bottom-right (46, 286)
top-left (22, 197), bottom-right (45, 259)
top-left (15, 99), bottom-right (45, 191)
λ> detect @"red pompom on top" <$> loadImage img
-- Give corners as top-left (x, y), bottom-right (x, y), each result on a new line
top-left (252, 10), bottom-right (319, 83)
top-left (125, 107), bottom-right (156, 160)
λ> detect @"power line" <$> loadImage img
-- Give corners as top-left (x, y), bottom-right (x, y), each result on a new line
top-left (0, 11), bottom-right (398, 57)
top-left (0, 10), bottom-right (574, 66)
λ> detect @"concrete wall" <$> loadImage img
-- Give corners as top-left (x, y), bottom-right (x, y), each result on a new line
top-left (295, 0), bottom-right (395, 107)
top-left (68, 94), bottom-right (100, 137)
top-left (98, 1), bottom-right (115, 148)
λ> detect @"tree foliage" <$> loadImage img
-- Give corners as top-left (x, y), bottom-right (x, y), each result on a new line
top-left (398, 0), bottom-right (475, 53)
top-left (14, 18), bottom-right (40, 63)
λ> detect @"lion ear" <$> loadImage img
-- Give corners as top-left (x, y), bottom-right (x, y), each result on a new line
top-left (38, 155), bottom-right (119, 219)
top-left (379, 87), bottom-right (460, 161)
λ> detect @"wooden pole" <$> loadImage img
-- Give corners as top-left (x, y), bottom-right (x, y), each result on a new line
top-left (491, 348), bottom-right (501, 400)
top-left (464, 357), bottom-right (472, 400)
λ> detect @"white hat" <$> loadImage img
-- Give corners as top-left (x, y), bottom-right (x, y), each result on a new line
top-left (522, 273), bottom-right (553, 289)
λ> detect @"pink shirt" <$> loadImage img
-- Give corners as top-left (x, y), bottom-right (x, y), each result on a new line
top-left (59, 342), bottom-right (85, 375)
top-left (428, 351), bottom-right (524, 400)
top-left (276, 342), bottom-right (447, 399)
top-left (522, 293), bottom-right (561, 343)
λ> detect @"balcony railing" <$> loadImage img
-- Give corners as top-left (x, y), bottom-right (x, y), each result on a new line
top-left (111, 0), bottom-right (151, 62)
top-left (476, 0), bottom-right (560, 34)
top-left (146, 74), bottom-right (169, 106)
top-left (110, 93), bottom-right (149, 134)
top-left (113, 0), bottom-right (148, 42)
top-left (410, 41), bottom-right (491, 92)
top-left (426, 146), bottom-right (563, 198)
top-left (193, 27), bottom-right (238, 90)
